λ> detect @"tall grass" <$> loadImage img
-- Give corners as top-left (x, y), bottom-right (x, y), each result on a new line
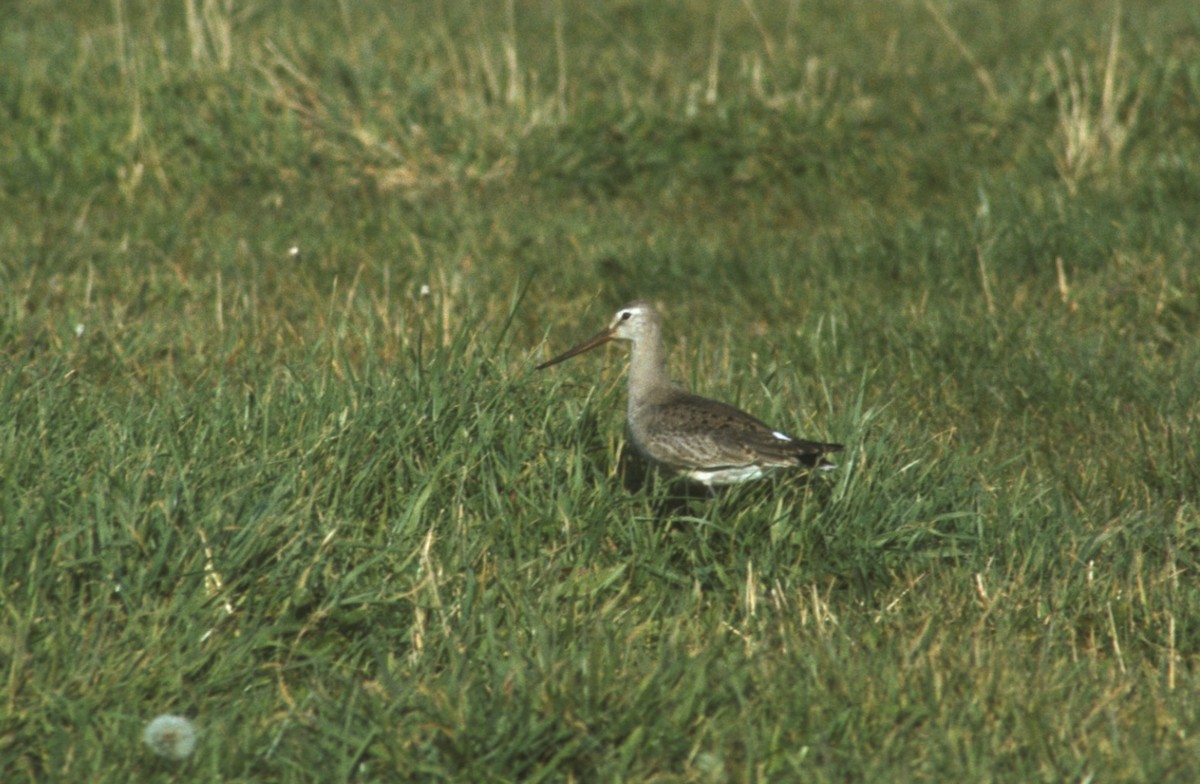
top-left (2, 0), bottom-right (1198, 780)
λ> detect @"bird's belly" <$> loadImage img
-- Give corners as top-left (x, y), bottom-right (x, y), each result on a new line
top-left (681, 465), bottom-right (770, 487)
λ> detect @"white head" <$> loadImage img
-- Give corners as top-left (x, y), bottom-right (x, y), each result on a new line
top-left (606, 300), bottom-right (660, 343)
top-left (537, 299), bottom-right (662, 369)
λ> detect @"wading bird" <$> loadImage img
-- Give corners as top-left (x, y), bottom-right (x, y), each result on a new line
top-left (537, 301), bottom-right (843, 487)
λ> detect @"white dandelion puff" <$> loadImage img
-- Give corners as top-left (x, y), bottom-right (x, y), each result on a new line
top-left (142, 714), bottom-right (197, 760)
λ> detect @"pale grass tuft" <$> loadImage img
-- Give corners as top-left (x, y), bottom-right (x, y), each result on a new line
top-left (185, 0), bottom-right (234, 70)
top-left (1045, 7), bottom-right (1141, 193)
top-left (1055, 256), bottom-right (1078, 313)
top-left (749, 55), bottom-right (843, 118)
top-left (255, 41), bottom-right (517, 196)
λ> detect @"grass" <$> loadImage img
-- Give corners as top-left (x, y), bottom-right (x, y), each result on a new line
top-left (2, 0), bottom-right (1199, 780)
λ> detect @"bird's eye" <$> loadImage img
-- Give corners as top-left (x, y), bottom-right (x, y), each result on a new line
top-left (620, 312), bottom-right (632, 321)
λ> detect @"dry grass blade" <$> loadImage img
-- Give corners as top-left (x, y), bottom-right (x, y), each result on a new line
top-left (1046, 5), bottom-right (1142, 192)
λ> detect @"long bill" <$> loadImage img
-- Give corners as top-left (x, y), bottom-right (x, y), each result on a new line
top-left (536, 327), bottom-right (615, 370)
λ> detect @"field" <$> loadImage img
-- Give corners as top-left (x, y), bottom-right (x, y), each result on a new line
top-left (3, 1), bottom-right (1199, 781)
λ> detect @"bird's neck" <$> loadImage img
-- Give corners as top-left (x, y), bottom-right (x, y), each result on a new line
top-left (626, 331), bottom-right (669, 407)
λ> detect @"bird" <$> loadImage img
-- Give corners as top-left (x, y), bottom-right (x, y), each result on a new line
top-left (536, 300), bottom-right (843, 487)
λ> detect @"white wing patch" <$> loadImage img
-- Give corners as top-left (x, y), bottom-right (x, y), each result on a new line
top-left (771, 430), bottom-right (793, 441)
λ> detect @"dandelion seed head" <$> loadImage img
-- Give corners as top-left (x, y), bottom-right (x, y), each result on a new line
top-left (142, 714), bottom-right (197, 760)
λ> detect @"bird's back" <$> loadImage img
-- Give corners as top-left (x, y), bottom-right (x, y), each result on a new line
top-left (628, 387), bottom-right (842, 482)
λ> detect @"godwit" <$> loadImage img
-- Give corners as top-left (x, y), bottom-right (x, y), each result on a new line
top-left (537, 301), bottom-right (843, 487)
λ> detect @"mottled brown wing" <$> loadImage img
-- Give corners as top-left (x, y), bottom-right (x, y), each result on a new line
top-left (635, 392), bottom-right (842, 472)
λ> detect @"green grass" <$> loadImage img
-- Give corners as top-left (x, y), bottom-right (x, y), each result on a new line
top-left (3, 0), bottom-right (1199, 780)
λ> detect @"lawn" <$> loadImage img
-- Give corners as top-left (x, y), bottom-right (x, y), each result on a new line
top-left (2, 1), bottom-right (1199, 781)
